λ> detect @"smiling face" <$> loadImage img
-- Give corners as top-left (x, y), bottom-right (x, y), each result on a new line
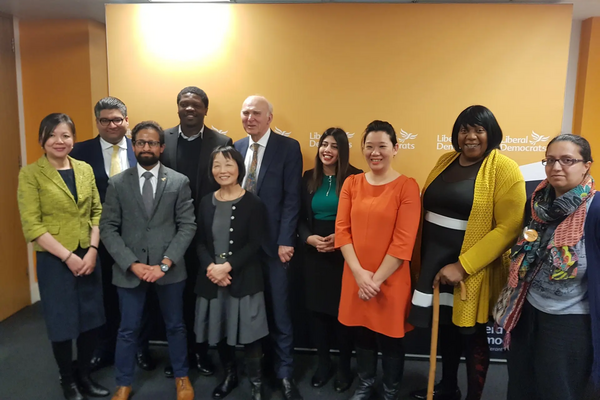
top-left (96, 108), bottom-right (129, 145)
top-left (545, 140), bottom-right (591, 197)
top-left (134, 128), bottom-right (164, 167)
top-left (362, 130), bottom-right (398, 172)
top-left (178, 93), bottom-right (208, 129)
top-left (319, 135), bottom-right (339, 170)
top-left (241, 96), bottom-right (273, 140)
top-left (212, 152), bottom-right (240, 188)
top-left (43, 123), bottom-right (74, 160)
top-left (457, 124), bottom-right (488, 163)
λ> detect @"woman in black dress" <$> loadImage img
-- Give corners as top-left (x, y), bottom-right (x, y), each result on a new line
top-left (298, 127), bottom-right (362, 393)
top-left (17, 113), bottom-right (108, 400)
top-left (195, 146), bottom-right (268, 400)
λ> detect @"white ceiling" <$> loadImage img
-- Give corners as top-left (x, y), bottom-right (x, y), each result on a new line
top-left (1, 0), bottom-right (599, 23)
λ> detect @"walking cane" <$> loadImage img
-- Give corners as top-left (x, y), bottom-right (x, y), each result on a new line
top-left (427, 281), bottom-right (467, 400)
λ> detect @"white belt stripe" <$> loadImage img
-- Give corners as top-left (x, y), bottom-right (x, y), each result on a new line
top-left (425, 211), bottom-right (468, 231)
top-left (412, 289), bottom-right (455, 308)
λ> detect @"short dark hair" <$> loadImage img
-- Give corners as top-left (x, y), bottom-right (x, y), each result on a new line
top-left (177, 86), bottom-right (209, 109)
top-left (362, 120), bottom-right (398, 146)
top-left (451, 105), bottom-right (503, 153)
top-left (131, 121), bottom-right (164, 144)
top-left (308, 127), bottom-right (351, 196)
top-left (209, 146), bottom-right (246, 185)
top-left (94, 96), bottom-right (127, 118)
top-left (547, 134), bottom-right (593, 163)
top-left (39, 113), bottom-right (76, 147)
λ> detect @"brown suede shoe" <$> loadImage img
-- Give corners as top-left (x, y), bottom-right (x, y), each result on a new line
top-left (111, 386), bottom-right (132, 400)
top-left (176, 377), bottom-right (194, 400)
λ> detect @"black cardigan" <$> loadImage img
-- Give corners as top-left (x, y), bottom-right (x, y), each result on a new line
top-left (298, 165), bottom-right (363, 243)
top-left (195, 191), bottom-right (266, 300)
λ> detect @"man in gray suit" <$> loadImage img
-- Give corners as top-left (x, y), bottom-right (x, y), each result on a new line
top-left (100, 121), bottom-right (196, 400)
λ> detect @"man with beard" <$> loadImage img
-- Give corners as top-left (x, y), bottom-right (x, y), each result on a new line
top-left (100, 121), bottom-right (196, 400)
top-left (161, 86), bottom-right (232, 378)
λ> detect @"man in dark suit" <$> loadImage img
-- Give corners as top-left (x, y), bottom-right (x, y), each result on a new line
top-left (71, 97), bottom-right (156, 372)
top-left (161, 86), bottom-right (233, 378)
top-left (100, 121), bottom-right (196, 400)
top-left (234, 95), bottom-right (303, 400)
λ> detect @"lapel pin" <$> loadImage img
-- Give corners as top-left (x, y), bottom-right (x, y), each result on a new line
top-left (161, 177), bottom-right (166, 182)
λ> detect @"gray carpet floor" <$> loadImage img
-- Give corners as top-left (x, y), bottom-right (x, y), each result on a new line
top-left (0, 303), bottom-right (511, 400)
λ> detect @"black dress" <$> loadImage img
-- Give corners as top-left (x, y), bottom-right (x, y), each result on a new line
top-left (408, 158), bottom-right (482, 329)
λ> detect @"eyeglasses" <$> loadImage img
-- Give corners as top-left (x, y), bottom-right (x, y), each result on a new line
top-left (133, 140), bottom-right (161, 148)
top-left (541, 158), bottom-right (585, 167)
top-left (98, 118), bottom-right (125, 127)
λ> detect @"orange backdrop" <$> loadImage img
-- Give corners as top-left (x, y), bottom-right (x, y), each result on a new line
top-left (106, 3), bottom-right (572, 185)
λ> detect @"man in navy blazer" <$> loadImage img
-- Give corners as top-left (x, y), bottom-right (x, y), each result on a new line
top-left (234, 95), bottom-right (303, 400)
top-left (70, 97), bottom-right (148, 372)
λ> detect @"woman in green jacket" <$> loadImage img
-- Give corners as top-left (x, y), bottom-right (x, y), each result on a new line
top-left (17, 113), bottom-right (108, 400)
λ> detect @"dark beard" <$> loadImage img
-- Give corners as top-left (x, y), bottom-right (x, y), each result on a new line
top-left (136, 154), bottom-right (159, 167)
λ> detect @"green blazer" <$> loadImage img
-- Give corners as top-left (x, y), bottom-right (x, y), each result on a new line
top-left (18, 155), bottom-right (102, 252)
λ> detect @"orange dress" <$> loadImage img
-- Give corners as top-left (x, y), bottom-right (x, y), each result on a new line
top-left (335, 173), bottom-right (421, 338)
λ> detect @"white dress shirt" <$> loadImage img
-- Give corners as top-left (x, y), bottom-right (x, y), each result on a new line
top-left (242, 129), bottom-right (271, 189)
top-left (137, 162), bottom-right (161, 197)
top-left (100, 136), bottom-right (130, 177)
top-left (178, 125), bottom-right (204, 141)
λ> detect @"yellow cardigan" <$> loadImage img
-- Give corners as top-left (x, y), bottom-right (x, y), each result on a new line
top-left (17, 155), bottom-right (102, 252)
top-left (416, 150), bottom-right (526, 327)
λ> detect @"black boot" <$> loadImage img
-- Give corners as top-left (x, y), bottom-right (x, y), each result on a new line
top-left (381, 356), bottom-right (404, 400)
top-left (333, 362), bottom-right (353, 393)
top-left (60, 379), bottom-right (87, 400)
top-left (76, 371), bottom-right (110, 397)
top-left (349, 348), bottom-right (378, 400)
top-left (246, 357), bottom-right (263, 400)
top-left (212, 362), bottom-right (239, 399)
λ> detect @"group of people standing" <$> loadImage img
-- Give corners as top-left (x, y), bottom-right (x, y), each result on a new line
top-left (16, 87), bottom-right (600, 400)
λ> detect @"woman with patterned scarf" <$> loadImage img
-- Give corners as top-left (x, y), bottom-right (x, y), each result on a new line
top-left (408, 105), bottom-right (526, 400)
top-left (494, 134), bottom-right (600, 400)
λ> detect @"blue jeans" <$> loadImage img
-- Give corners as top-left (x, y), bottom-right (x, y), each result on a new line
top-left (115, 280), bottom-right (188, 386)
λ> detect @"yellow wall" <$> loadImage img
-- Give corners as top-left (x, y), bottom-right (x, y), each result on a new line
top-left (573, 17), bottom-right (600, 178)
top-left (106, 3), bottom-right (572, 186)
top-left (20, 19), bottom-right (108, 164)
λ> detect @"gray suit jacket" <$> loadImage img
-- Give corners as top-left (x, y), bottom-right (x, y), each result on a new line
top-left (99, 164), bottom-right (196, 288)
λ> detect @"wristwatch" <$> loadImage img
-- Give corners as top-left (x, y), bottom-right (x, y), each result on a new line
top-left (160, 263), bottom-right (170, 273)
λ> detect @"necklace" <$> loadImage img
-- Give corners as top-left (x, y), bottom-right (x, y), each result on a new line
top-left (217, 186), bottom-right (244, 201)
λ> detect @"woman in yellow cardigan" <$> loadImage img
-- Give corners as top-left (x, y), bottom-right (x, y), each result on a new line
top-left (17, 113), bottom-right (108, 400)
top-left (408, 106), bottom-right (526, 400)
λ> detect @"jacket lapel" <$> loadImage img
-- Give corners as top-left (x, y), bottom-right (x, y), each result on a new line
top-left (256, 133), bottom-right (278, 192)
top-left (164, 128), bottom-right (178, 170)
top-left (92, 136), bottom-right (109, 181)
top-left (71, 157), bottom-right (86, 204)
top-left (236, 137), bottom-right (249, 159)
top-left (127, 168), bottom-right (149, 219)
top-left (197, 128), bottom-right (215, 192)
top-left (150, 166), bottom-right (168, 219)
top-left (126, 137), bottom-right (137, 167)
top-left (38, 156), bottom-right (76, 204)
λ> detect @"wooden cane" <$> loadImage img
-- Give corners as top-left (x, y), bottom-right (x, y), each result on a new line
top-left (427, 281), bottom-right (467, 400)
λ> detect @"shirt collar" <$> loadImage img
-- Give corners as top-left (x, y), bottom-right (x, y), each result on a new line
top-left (137, 162), bottom-right (161, 179)
top-left (99, 135), bottom-right (127, 150)
top-left (178, 125), bottom-right (204, 141)
top-left (249, 128), bottom-right (271, 149)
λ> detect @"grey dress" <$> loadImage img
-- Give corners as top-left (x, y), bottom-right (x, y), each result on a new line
top-left (195, 195), bottom-right (269, 346)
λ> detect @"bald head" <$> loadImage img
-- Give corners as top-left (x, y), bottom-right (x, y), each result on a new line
top-left (241, 95), bottom-right (273, 141)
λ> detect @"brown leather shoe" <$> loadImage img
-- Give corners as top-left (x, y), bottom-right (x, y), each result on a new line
top-left (111, 386), bottom-right (132, 400)
top-left (176, 377), bottom-right (194, 400)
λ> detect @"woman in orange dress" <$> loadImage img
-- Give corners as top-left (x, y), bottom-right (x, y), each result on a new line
top-left (335, 120), bottom-right (421, 400)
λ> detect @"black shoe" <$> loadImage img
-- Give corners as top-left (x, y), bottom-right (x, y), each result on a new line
top-left (333, 366), bottom-right (353, 393)
top-left (311, 359), bottom-right (333, 388)
top-left (89, 355), bottom-right (113, 373)
top-left (280, 378), bottom-right (303, 400)
top-left (246, 357), bottom-right (263, 400)
top-left (136, 350), bottom-right (156, 371)
top-left (194, 352), bottom-right (216, 376)
top-left (61, 381), bottom-right (87, 400)
top-left (349, 348), bottom-right (378, 400)
top-left (76, 372), bottom-right (110, 398)
top-left (164, 366), bottom-right (174, 379)
top-left (212, 363), bottom-right (238, 399)
top-left (410, 383), bottom-right (462, 400)
top-left (381, 356), bottom-right (404, 400)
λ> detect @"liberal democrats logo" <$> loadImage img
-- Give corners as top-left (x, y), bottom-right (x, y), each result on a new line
top-left (274, 127), bottom-right (291, 137)
top-left (398, 129), bottom-right (417, 149)
top-left (501, 131), bottom-right (549, 152)
top-left (211, 126), bottom-right (228, 135)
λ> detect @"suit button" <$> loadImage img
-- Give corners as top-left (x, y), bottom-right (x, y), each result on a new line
top-left (229, 240), bottom-right (234, 244)
top-left (230, 228), bottom-right (233, 232)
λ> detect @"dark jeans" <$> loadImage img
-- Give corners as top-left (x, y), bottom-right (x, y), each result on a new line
top-left (507, 300), bottom-right (593, 400)
top-left (115, 281), bottom-right (188, 386)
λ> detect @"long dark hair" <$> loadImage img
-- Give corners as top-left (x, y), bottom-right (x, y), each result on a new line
top-left (308, 127), bottom-right (350, 196)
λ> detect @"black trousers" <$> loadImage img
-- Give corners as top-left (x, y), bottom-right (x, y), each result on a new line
top-left (507, 300), bottom-right (593, 400)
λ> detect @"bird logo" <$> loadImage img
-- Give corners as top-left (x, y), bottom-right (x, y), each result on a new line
top-left (274, 127), bottom-right (292, 137)
top-left (529, 131), bottom-right (549, 146)
top-left (398, 129), bottom-right (418, 143)
top-left (211, 126), bottom-right (228, 135)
